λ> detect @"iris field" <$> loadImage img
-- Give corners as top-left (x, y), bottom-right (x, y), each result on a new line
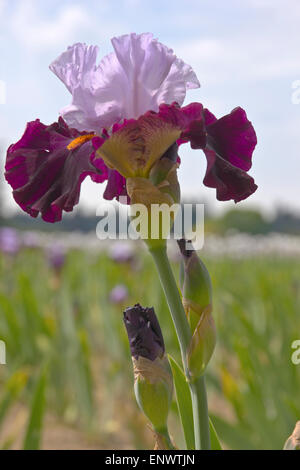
top-left (0, 238), bottom-right (299, 449)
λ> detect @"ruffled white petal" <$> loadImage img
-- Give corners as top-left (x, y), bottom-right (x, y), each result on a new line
top-left (151, 57), bottom-right (200, 109)
top-left (49, 43), bottom-right (98, 94)
top-left (50, 33), bottom-right (200, 132)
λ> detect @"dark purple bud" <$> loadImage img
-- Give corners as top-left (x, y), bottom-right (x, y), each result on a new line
top-left (123, 304), bottom-right (165, 361)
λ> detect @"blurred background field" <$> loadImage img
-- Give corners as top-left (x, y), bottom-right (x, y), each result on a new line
top-left (0, 215), bottom-right (300, 450)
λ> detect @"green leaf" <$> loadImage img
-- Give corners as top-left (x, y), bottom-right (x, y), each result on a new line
top-left (0, 369), bottom-right (29, 430)
top-left (210, 414), bottom-right (252, 450)
top-left (23, 368), bottom-right (47, 450)
top-left (168, 355), bottom-right (222, 450)
top-left (168, 355), bottom-right (195, 450)
top-left (209, 416), bottom-right (222, 450)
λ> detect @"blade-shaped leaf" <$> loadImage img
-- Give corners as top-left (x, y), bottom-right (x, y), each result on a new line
top-left (209, 415), bottom-right (222, 450)
top-left (0, 369), bottom-right (28, 430)
top-left (168, 355), bottom-right (195, 450)
top-left (23, 368), bottom-right (47, 450)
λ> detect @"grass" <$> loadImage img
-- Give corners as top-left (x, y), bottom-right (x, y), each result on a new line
top-left (0, 243), bottom-right (299, 449)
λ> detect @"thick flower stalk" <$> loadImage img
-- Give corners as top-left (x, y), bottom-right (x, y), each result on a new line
top-left (123, 304), bottom-right (174, 449)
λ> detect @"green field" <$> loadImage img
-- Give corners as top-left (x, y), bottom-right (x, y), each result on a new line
top-left (0, 243), bottom-right (299, 449)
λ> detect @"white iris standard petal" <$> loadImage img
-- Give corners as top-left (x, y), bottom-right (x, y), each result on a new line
top-left (49, 43), bottom-right (99, 94)
top-left (49, 33), bottom-right (200, 133)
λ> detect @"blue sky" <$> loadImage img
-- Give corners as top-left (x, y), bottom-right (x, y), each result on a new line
top-left (1, 0), bottom-right (300, 216)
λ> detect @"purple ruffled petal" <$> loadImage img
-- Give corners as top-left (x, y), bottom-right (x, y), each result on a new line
top-left (206, 107), bottom-right (257, 172)
top-left (177, 104), bottom-right (258, 203)
top-left (5, 118), bottom-right (107, 222)
top-left (202, 107), bottom-right (257, 202)
top-left (103, 169), bottom-right (128, 202)
top-left (92, 135), bottom-right (129, 202)
top-left (158, 102), bottom-right (206, 148)
top-left (203, 148), bottom-right (258, 202)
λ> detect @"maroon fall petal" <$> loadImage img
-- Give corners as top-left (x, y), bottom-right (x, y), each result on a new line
top-left (206, 106), bottom-right (257, 172)
top-left (5, 118), bottom-right (106, 222)
top-left (203, 148), bottom-right (258, 203)
top-left (103, 169), bottom-right (129, 202)
top-left (201, 107), bottom-right (258, 202)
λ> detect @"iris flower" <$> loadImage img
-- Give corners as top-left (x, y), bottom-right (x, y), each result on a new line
top-left (5, 33), bottom-right (257, 223)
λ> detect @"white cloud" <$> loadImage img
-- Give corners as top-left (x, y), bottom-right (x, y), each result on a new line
top-left (9, 0), bottom-right (90, 50)
top-left (169, 0), bottom-right (300, 86)
top-left (176, 32), bottom-right (300, 85)
top-left (0, 0), bottom-right (6, 15)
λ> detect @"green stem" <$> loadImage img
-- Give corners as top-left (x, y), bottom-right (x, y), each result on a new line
top-left (149, 245), bottom-right (191, 374)
top-left (154, 427), bottom-right (176, 450)
top-left (148, 244), bottom-right (211, 450)
top-left (190, 376), bottom-right (211, 450)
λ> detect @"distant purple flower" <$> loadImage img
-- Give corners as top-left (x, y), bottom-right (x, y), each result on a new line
top-left (123, 304), bottom-right (165, 361)
top-left (47, 245), bottom-right (66, 271)
top-left (22, 231), bottom-right (40, 248)
top-left (109, 284), bottom-right (129, 304)
top-left (0, 228), bottom-right (20, 255)
top-left (109, 242), bottom-right (135, 264)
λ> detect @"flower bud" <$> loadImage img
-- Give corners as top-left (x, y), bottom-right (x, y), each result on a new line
top-left (284, 422), bottom-right (300, 450)
top-left (123, 304), bottom-right (173, 432)
top-left (126, 144), bottom-right (180, 208)
top-left (126, 147), bottom-right (181, 250)
top-left (153, 430), bottom-right (176, 450)
top-left (178, 239), bottom-right (216, 379)
top-left (149, 143), bottom-right (181, 205)
top-left (187, 305), bottom-right (216, 379)
top-left (178, 239), bottom-right (212, 328)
